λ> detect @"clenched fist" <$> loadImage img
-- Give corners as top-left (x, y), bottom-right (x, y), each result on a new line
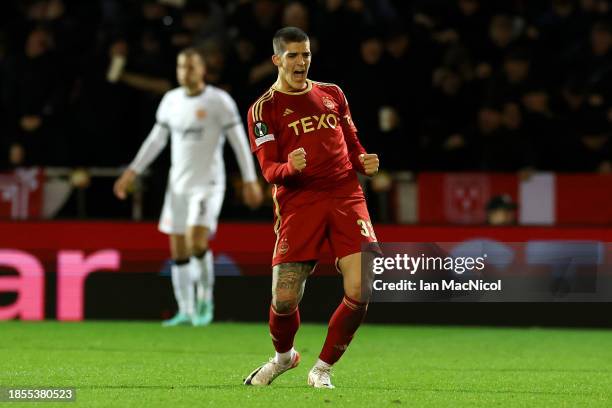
top-left (288, 147), bottom-right (306, 172)
top-left (359, 153), bottom-right (379, 175)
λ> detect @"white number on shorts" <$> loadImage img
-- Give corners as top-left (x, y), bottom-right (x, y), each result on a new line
top-left (357, 219), bottom-right (376, 240)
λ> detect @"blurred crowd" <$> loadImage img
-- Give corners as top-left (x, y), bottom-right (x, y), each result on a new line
top-left (1, 0), bottom-right (612, 176)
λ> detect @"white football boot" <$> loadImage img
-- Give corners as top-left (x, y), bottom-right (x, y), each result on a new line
top-left (244, 351), bottom-right (301, 386)
top-left (307, 366), bottom-right (335, 389)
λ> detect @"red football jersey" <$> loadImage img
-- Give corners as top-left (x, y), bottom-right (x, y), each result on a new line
top-left (247, 80), bottom-right (367, 206)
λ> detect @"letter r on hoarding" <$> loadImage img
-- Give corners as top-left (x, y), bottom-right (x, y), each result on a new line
top-left (57, 250), bottom-right (120, 321)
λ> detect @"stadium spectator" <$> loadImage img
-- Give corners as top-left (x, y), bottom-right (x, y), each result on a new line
top-left (445, 0), bottom-right (491, 58)
top-left (572, 113), bottom-right (612, 172)
top-left (169, 1), bottom-right (227, 53)
top-left (228, 0), bottom-right (282, 94)
top-left (315, 0), bottom-right (373, 79)
top-left (2, 26), bottom-right (69, 166)
top-left (520, 82), bottom-right (573, 171)
top-left (486, 194), bottom-right (517, 225)
top-left (421, 66), bottom-right (477, 171)
top-left (475, 48), bottom-right (537, 172)
top-left (345, 30), bottom-right (386, 144)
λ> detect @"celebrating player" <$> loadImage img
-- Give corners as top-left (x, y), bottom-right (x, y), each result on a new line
top-left (114, 48), bottom-right (263, 326)
top-left (243, 27), bottom-right (380, 388)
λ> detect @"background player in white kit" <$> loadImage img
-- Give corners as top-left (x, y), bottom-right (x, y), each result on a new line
top-left (114, 48), bottom-right (263, 326)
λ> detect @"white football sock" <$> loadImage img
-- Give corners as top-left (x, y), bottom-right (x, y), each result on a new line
top-left (193, 250), bottom-right (214, 303)
top-left (314, 358), bottom-right (332, 370)
top-left (275, 347), bottom-right (295, 365)
top-left (171, 261), bottom-right (193, 315)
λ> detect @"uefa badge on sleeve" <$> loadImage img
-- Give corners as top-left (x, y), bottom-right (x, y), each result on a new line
top-left (253, 121), bottom-right (274, 146)
top-left (254, 121), bottom-right (268, 138)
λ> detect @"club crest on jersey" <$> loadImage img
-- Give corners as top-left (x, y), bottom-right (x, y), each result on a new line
top-left (253, 121), bottom-right (268, 138)
top-left (322, 96), bottom-right (335, 110)
top-left (196, 108), bottom-right (207, 119)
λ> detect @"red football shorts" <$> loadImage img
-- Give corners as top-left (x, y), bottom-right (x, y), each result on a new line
top-left (271, 195), bottom-right (377, 266)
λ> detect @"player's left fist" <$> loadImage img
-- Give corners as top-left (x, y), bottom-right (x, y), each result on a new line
top-left (359, 153), bottom-right (379, 176)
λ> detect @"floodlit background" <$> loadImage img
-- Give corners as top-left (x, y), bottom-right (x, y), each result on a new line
top-left (1, 1), bottom-right (611, 406)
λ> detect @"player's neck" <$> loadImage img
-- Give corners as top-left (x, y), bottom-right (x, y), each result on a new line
top-left (185, 83), bottom-right (205, 97)
top-left (275, 76), bottom-right (308, 93)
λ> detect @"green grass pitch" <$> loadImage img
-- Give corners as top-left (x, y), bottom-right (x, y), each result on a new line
top-left (1, 322), bottom-right (611, 407)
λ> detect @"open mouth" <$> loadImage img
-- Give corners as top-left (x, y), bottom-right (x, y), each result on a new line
top-left (293, 69), bottom-right (305, 79)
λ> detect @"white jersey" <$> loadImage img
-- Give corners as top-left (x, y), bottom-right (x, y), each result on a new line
top-left (129, 85), bottom-right (257, 194)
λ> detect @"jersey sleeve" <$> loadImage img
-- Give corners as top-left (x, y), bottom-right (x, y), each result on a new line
top-left (128, 93), bottom-right (170, 174)
top-left (217, 90), bottom-right (243, 129)
top-left (247, 98), bottom-right (298, 185)
top-left (335, 86), bottom-right (366, 174)
top-left (218, 92), bottom-right (258, 183)
top-left (155, 92), bottom-right (170, 127)
top-left (247, 98), bottom-right (277, 153)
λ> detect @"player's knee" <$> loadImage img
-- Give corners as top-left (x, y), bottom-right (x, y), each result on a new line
top-left (272, 300), bottom-right (298, 314)
top-left (190, 244), bottom-right (208, 258)
top-left (344, 281), bottom-right (371, 304)
top-left (344, 286), bottom-right (362, 302)
top-left (272, 293), bottom-right (299, 314)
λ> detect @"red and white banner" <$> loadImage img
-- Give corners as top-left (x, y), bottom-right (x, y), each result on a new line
top-left (419, 172), bottom-right (612, 225)
top-left (0, 168), bottom-right (44, 219)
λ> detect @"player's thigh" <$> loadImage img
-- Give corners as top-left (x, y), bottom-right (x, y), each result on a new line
top-left (328, 196), bottom-right (377, 260)
top-left (186, 189), bottom-right (225, 235)
top-left (159, 188), bottom-right (188, 235)
top-left (272, 201), bottom-right (328, 266)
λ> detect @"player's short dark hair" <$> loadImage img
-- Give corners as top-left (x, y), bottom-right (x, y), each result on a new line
top-left (178, 47), bottom-right (206, 66)
top-left (273, 27), bottom-right (309, 55)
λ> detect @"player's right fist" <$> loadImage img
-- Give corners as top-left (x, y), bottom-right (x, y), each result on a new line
top-left (288, 147), bottom-right (306, 173)
top-left (113, 168), bottom-right (137, 200)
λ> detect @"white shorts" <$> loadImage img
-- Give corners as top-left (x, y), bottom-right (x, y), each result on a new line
top-left (158, 187), bottom-right (225, 235)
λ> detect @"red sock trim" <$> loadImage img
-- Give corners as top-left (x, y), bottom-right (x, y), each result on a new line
top-left (270, 304), bottom-right (298, 316)
top-left (343, 295), bottom-right (367, 310)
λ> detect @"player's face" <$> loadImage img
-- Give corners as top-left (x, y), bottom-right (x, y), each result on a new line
top-left (274, 41), bottom-right (311, 91)
top-left (176, 53), bottom-right (205, 90)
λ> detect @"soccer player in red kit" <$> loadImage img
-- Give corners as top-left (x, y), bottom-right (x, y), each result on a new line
top-left (243, 27), bottom-right (379, 389)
